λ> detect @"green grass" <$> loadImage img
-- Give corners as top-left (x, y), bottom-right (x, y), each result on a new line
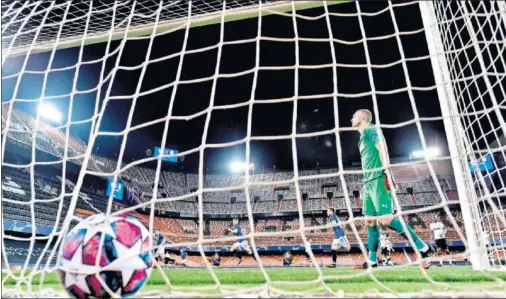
top-left (3, 266), bottom-right (506, 296)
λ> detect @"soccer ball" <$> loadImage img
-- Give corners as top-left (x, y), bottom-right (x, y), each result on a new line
top-left (58, 213), bottom-right (153, 298)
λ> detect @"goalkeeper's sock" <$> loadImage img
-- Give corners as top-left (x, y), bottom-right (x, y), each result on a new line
top-left (332, 250), bottom-right (337, 264)
top-left (367, 225), bottom-right (380, 264)
top-left (388, 218), bottom-right (427, 252)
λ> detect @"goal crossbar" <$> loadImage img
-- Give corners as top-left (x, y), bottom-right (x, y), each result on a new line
top-left (2, 0), bottom-right (349, 57)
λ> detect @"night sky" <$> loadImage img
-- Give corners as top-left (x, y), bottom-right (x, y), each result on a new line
top-left (2, 1), bottom-right (452, 173)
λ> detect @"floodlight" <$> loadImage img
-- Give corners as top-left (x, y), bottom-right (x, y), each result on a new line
top-left (229, 161), bottom-right (254, 172)
top-left (38, 103), bottom-right (62, 123)
top-left (410, 147), bottom-right (441, 159)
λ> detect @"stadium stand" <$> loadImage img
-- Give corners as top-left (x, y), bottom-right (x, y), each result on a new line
top-left (2, 159), bottom-right (472, 245)
top-left (5, 108), bottom-right (491, 270)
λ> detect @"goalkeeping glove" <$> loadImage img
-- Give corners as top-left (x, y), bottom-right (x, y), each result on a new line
top-left (383, 169), bottom-right (395, 192)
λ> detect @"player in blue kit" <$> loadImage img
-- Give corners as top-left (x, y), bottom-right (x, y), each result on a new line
top-left (327, 208), bottom-right (351, 267)
top-left (227, 218), bottom-right (257, 265)
top-left (153, 230), bottom-right (166, 262)
top-left (180, 247), bottom-right (189, 268)
top-left (211, 252), bottom-right (221, 267)
top-left (282, 251), bottom-right (293, 267)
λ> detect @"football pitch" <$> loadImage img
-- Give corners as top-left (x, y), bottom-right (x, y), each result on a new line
top-left (3, 266), bottom-right (506, 296)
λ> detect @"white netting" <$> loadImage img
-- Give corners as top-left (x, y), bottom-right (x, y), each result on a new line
top-left (2, 0), bottom-right (506, 297)
top-left (425, 0), bottom-right (506, 270)
top-left (1, 0), bottom-right (322, 55)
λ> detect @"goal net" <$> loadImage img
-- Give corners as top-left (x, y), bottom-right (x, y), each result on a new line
top-left (1, 0), bottom-right (506, 297)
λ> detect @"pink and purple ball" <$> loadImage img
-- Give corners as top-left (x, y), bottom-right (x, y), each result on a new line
top-left (58, 213), bottom-right (152, 299)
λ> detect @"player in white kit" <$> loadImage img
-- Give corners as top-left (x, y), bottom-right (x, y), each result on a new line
top-left (304, 238), bottom-right (313, 267)
top-left (430, 216), bottom-right (453, 267)
top-left (380, 232), bottom-right (394, 266)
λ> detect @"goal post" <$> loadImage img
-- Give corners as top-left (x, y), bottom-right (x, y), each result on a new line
top-left (418, 0), bottom-right (489, 271)
top-left (419, 0), bottom-right (506, 272)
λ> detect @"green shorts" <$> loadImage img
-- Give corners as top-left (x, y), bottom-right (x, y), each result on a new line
top-left (362, 176), bottom-right (393, 216)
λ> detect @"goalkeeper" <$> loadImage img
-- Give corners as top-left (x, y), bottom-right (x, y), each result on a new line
top-left (351, 109), bottom-right (434, 269)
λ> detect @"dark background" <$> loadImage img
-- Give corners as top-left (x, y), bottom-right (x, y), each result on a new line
top-left (2, 1), bottom-right (451, 174)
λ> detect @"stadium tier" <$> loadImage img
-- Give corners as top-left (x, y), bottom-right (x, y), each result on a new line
top-left (3, 109), bottom-right (456, 205)
top-left (2, 109), bottom-right (499, 250)
top-left (0, 118), bottom-right (473, 249)
top-left (2, 108), bottom-right (475, 251)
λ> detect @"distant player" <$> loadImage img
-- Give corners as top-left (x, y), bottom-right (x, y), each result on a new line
top-left (430, 216), bottom-right (452, 267)
top-left (211, 252), bottom-right (221, 267)
top-left (154, 248), bottom-right (165, 265)
top-left (380, 232), bottom-right (394, 266)
top-left (153, 230), bottom-right (166, 261)
top-left (482, 231), bottom-right (491, 251)
top-left (463, 252), bottom-right (471, 266)
top-left (482, 231), bottom-right (492, 265)
top-left (180, 247), bottom-right (188, 268)
top-left (304, 239), bottom-right (313, 266)
top-left (283, 251), bottom-right (293, 267)
top-left (227, 218), bottom-right (257, 265)
top-left (351, 109), bottom-right (434, 269)
top-left (327, 207), bottom-right (351, 267)
top-left (386, 234), bottom-right (394, 264)
top-left (164, 249), bottom-right (176, 266)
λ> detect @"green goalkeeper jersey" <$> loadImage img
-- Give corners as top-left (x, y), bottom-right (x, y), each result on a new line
top-left (358, 123), bottom-right (384, 182)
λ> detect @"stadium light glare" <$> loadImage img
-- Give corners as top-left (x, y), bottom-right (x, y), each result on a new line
top-left (229, 161), bottom-right (254, 172)
top-left (38, 103), bottom-right (62, 123)
top-left (410, 147), bottom-right (441, 159)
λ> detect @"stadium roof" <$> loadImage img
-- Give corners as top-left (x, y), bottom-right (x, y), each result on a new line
top-left (490, 135), bottom-right (506, 151)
